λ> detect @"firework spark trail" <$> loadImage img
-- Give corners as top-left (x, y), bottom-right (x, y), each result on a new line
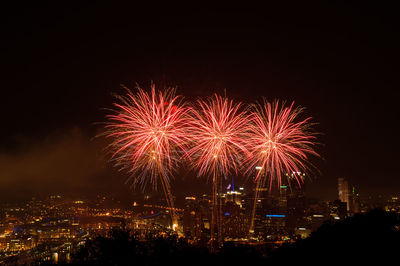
top-left (104, 84), bottom-right (191, 230)
top-left (244, 100), bottom-right (319, 234)
top-left (244, 100), bottom-right (318, 188)
top-left (186, 94), bottom-right (250, 246)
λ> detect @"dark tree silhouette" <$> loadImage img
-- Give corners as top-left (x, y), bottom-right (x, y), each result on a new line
top-left (71, 230), bottom-right (211, 265)
top-left (67, 209), bottom-right (399, 265)
top-left (268, 209), bottom-right (400, 263)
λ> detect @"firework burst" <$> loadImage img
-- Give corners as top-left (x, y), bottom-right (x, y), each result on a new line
top-left (104, 84), bottom-right (191, 190)
top-left (244, 100), bottom-right (319, 188)
top-left (187, 94), bottom-right (250, 178)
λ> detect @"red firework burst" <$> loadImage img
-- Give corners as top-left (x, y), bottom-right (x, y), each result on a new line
top-left (187, 94), bottom-right (250, 178)
top-left (244, 100), bottom-right (319, 189)
top-left (104, 84), bottom-right (191, 189)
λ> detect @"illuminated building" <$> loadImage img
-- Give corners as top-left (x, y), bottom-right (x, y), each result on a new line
top-left (5, 235), bottom-right (33, 252)
top-left (294, 227), bottom-right (311, 239)
top-left (251, 186), bottom-right (269, 236)
top-left (278, 172), bottom-right (307, 235)
top-left (0, 234), bottom-right (6, 250)
top-left (338, 178), bottom-right (361, 215)
top-left (338, 177), bottom-right (350, 211)
top-left (7, 238), bottom-right (24, 252)
top-left (182, 195), bottom-right (212, 242)
top-left (182, 196), bottom-right (203, 240)
top-left (329, 200), bottom-right (347, 220)
top-left (222, 201), bottom-right (249, 239)
top-left (349, 186), bottom-right (361, 214)
top-left (225, 177), bottom-right (243, 207)
top-left (386, 196), bottom-right (400, 212)
top-left (310, 214), bottom-right (326, 231)
top-left (278, 185), bottom-right (287, 210)
top-left (265, 213), bottom-right (286, 238)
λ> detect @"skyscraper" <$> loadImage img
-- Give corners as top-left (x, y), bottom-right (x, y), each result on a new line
top-left (225, 177), bottom-right (243, 207)
top-left (286, 172), bottom-right (307, 234)
top-left (349, 186), bottom-right (361, 214)
top-left (338, 178), bottom-right (350, 211)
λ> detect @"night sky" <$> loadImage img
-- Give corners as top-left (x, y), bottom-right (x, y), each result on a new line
top-left (1, 3), bottom-right (399, 201)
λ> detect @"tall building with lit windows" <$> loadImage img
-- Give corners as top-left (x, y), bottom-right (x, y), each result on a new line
top-left (337, 178), bottom-right (361, 215)
top-left (224, 177), bottom-right (243, 208)
top-left (182, 196), bottom-right (204, 241)
top-left (338, 177), bottom-right (350, 211)
top-left (349, 186), bottom-right (361, 214)
top-left (285, 172), bottom-right (307, 233)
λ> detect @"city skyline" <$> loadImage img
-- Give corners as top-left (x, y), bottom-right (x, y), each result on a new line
top-left (1, 177), bottom-right (398, 263)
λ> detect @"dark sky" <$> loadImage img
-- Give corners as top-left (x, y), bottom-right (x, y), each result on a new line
top-left (1, 3), bottom-right (399, 201)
